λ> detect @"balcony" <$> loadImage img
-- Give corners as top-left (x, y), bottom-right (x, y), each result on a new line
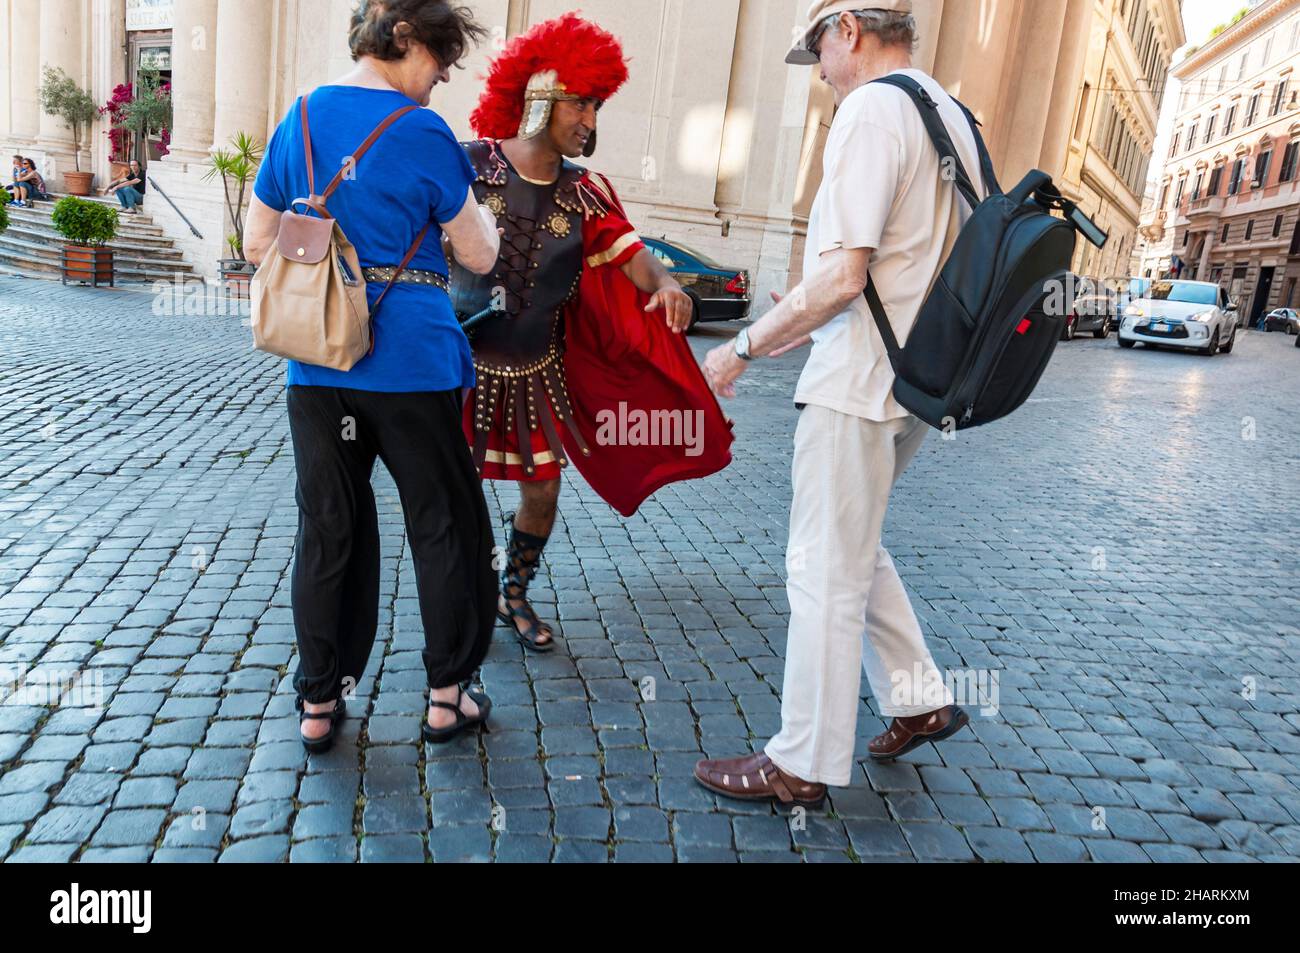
top-left (1186, 195), bottom-right (1225, 221)
top-left (1138, 207), bottom-right (1167, 229)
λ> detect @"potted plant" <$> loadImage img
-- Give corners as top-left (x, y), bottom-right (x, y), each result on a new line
top-left (120, 70), bottom-right (172, 164)
top-left (39, 66), bottom-right (99, 196)
top-left (51, 196), bottom-right (119, 287)
top-left (203, 132), bottom-right (264, 299)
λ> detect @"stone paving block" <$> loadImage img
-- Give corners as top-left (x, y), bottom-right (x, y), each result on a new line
top-left (290, 836), bottom-right (358, 863)
top-left (359, 833), bottom-right (425, 863)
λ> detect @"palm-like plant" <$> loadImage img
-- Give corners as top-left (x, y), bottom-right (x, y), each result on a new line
top-left (203, 132), bottom-right (264, 263)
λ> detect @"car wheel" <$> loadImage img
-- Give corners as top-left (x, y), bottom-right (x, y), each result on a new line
top-left (1093, 320), bottom-right (1110, 339)
top-left (1220, 329), bottom-right (1235, 354)
top-left (1295, 331), bottom-right (1300, 348)
top-left (1118, 335), bottom-right (1135, 349)
top-left (1202, 329), bottom-right (1220, 356)
top-left (1061, 316), bottom-right (1076, 341)
top-left (684, 292), bottom-right (701, 333)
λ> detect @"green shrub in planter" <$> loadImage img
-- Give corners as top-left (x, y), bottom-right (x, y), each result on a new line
top-left (50, 196), bottom-right (119, 246)
top-left (0, 201), bottom-right (9, 235)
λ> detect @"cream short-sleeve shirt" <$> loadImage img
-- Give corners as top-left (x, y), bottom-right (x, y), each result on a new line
top-left (794, 68), bottom-right (986, 422)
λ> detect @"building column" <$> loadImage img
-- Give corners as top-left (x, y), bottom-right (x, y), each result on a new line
top-left (713, 0), bottom-right (813, 306)
top-left (0, 1), bottom-right (11, 139)
top-left (91, 0), bottom-right (128, 184)
top-left (211, 0), bottom-right (274, 151)
top-left (38, 0), bottom-right (89, 173)
top-left (992, 0), bottom-right (1068, 182)
top-left (165, 0), bottom-right (219, 164)
top-left (9, 0), bottom-right (44, 146)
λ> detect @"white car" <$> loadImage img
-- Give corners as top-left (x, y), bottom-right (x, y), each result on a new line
top-left (1117, 279), bottom-right (1238, 355)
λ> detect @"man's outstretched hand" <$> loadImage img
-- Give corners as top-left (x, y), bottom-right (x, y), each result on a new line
top-left (645, 285), bottom-right (694, 334)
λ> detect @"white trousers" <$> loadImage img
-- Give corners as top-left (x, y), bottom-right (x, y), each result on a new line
top-left (765, 404), bottom-right (952, 787)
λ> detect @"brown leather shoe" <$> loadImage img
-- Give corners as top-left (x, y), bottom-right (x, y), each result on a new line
top-left (693, 752), bottom-right (827, 807)
top-left (868, 705), bottom-right (970, 761)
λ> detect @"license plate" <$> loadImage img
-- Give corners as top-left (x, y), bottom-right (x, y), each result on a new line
top-left (1151, 322), bottom-right (1170, 333)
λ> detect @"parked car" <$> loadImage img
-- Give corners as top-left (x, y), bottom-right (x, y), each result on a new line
top-left (1064, 276), bottom-right (1115, 340)
top-left (1117, 279), bottom-right (1238, 355)
top-left (642, 237), bottom-right (751, 329)
top-left (1263, 307), bottom-right (1300, 334)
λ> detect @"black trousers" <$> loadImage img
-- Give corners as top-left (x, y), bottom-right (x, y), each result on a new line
top-left (285, 385), bottom-right (497, 702)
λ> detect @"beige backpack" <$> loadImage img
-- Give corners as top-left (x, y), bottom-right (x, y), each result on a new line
top-left (251, 95), bottom-right (429, 371)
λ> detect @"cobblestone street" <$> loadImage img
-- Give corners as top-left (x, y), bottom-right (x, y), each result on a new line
top-left (0, 274), bottom-right (1297, 863)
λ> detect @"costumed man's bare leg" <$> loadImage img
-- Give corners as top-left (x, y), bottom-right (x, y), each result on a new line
top-left (499, 478), bottom-right (561, 650)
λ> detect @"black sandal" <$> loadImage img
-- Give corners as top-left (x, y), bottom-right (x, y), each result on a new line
top-left (295, 695), bottom-right (346, 753)
top-left (496, 513), bottom-right (556, 654)
top-left (422, 685), bottom-right (492, 745)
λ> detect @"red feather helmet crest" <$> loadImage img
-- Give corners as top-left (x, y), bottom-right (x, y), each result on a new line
top-left (469, 12), bottom-right (629, 144)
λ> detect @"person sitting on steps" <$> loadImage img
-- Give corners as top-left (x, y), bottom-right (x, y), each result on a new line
top-left (102, 159), bottom-right (147, 215)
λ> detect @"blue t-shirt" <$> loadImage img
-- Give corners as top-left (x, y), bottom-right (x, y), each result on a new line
top-left (253, 85), bottom-right (477, 393)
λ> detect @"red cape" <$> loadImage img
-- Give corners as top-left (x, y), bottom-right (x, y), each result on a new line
top-left (560, 181), bottom-right (734, 517)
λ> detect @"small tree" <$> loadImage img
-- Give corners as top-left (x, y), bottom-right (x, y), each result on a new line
top-left (120, 69), bottom-right (172, 164)
top-left (39, 67), bottom-right (98, 173)
top-left (203, 132), bottom-right (264, 262)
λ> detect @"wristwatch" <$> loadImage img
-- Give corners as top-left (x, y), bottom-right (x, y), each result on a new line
top-left (734, 327), bottom-right (754, 362)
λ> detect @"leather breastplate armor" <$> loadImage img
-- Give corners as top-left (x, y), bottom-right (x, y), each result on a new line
top-left (449, 140), bottom-right (613, 476)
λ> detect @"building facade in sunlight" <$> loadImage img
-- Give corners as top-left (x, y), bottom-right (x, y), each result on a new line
top-left (2, 0), bottom-right (1181, 308)
top-left (1142, 0), bottom-right (1300, 326)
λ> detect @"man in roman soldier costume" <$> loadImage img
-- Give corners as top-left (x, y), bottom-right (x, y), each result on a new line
top-left (448, 13), bottom-right (733, 653)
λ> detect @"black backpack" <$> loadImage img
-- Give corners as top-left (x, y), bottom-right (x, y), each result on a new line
top-left (864, 74), bottom-right (1108, 431)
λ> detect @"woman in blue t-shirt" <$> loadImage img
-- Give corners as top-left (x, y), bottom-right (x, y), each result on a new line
top-left (245, 0), bottom-right (502, 753)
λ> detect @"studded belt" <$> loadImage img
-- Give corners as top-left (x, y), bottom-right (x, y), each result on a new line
top-left (362, 266), bottom-right (450, 293)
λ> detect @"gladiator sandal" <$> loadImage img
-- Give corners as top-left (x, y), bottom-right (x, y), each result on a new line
top-left (497, 513), bottom-right (556, 653)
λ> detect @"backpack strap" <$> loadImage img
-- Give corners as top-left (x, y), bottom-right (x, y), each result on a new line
top-left (865, 276), bottom-right (903, 373)
top-left (321, 104), bottom-right (419, 201)
top-left (299, 95), bottom-right (420, 215)
top-left (952, 99), bottom-right (1002, 197)
top-left (870, 74), bottom-right (988, 209)
top-left (371, 224), bottom-right (430, 316)
top-left (299, 96), bottom-right (327, 217)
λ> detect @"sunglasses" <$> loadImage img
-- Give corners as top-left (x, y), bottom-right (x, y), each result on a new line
top-left (806, 14), bottom-right (839, 62)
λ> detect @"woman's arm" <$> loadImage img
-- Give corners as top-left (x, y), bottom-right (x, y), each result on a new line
top-left (440, 187), bottom-right (500, 276)
top-left (244, 194), bottom-right (282, 267)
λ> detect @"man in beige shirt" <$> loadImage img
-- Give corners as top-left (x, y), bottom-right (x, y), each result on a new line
top-left (697, 0), bottom-right (977, 806)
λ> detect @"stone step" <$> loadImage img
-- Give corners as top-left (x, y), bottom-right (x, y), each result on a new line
top-left (5, 201), bottom-right (167, 237)
top-left (0, 234), bottom-right (198, 282)
top-left (3, 189), bottom-right (199, 283)
top-left (2, 221), bottom-right (186, 257)
top-left (0, 252), bottom-right (197, 285)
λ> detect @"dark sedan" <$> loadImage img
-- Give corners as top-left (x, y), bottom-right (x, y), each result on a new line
top-left (1263, 308), bottom-right (1300, 334)
top-left (642, 236), bottom-right (752, 329)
